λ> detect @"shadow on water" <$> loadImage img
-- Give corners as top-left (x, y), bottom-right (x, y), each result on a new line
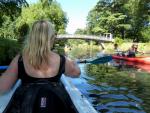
top-left (72, 63), bottom-right (150, 113)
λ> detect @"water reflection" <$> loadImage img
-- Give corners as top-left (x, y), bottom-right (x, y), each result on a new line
top-left (74, 64), bottom-right (150, 113)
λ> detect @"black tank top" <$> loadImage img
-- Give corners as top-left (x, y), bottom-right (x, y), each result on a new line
top-left (18, 55), bottom-right (66, 84)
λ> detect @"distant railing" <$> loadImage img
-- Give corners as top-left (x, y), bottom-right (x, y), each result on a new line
top-left (99, 33), bottom-right (113, 41)
top-left (56, 33), bottom-right (114, 42)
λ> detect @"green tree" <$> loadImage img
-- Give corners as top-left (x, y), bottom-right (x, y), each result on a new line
top-left (0, 0), bottom-right (68, 39)
top-left (75, 28), bottom-right (87, 34)
top-left (125, 0), bottom-right (150, 41)
top-left (141, 26), bottom-right (150, 42)
top-left (87, 0), bottom-right (150, 42)
top-left (0, 0), bottom-right (28, 24)
top-left (0, 0), bottom-right (28, 39)
top-left (87, 0), bottom-right (131, 37)
top-left (16, 0), bottom-right (68, 38)
top-left (0, 15), bottom-right (16, 39)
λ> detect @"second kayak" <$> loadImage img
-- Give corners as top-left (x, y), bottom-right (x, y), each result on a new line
top-left (112, 55), bottom-right (150, 65)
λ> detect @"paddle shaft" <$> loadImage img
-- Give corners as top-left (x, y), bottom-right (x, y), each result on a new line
top-left (0, 66), bottom-right (8, 70)
top-left (0, 56), bottom-right (112, 71)
top-left (78, 60), bottom-right (87, 63)
top-left (78, 56), bottom-right (112, 64)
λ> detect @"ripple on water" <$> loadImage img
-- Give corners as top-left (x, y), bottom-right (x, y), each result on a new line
top-left (73, 64), bottom-right (147, 113)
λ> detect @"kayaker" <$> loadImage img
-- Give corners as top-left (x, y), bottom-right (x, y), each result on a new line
top-left (0, 20), bottom-right (80, 113)
top-left (114, 43), bottom-right (125, 56)
top-left (127, 43), bottom-right (144, 57)
top-left (113, 43), bottom-right (125, 68)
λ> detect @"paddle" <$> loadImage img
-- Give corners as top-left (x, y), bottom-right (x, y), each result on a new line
top-left (0, 66), bottom-right (8, 70)
top-left (0, 56), bottom-right (112, 71)
top-left (78, 55), bottom-right (112, 64)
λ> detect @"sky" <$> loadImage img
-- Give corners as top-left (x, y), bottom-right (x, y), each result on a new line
top-left (26, 0), bottom-right (99, 34)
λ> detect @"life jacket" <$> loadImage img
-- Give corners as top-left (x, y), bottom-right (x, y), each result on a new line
top-left (3, 55), bottom-right (78, 113)
top-left (127, 48), bottom-right (136, 57)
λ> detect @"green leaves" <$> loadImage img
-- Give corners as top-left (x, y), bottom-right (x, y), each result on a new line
top-left (0, 38), bottom-right (21, 65)
top-left (0, 0), bottom-right (68, 39)
top-left (87, 0), bottom-right (150, 42)
top-left (0, 15), bottom-right (16, 39)
top-left (0, 0), bottom-right (68, 64)
top-left (17, 1), bottom-right (67, 34)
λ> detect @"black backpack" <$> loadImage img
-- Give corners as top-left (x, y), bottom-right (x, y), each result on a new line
top-left (4, 80), bottom-right (78, 113)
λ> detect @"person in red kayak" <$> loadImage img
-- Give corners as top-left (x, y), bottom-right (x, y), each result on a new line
top-left (127, 43), bottom-right (144, 57)
top-left (114, 43), bottom-right (121, 55)
top-left (114, 43), bottom-right (125, 56)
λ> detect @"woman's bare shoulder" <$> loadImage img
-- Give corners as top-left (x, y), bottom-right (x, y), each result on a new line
top-left (50, 52), bottom-right (60, 59)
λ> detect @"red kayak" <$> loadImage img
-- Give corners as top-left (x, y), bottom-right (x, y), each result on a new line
top-left (112, 55), bottom-right (150, 65)
top-left (124, 60), bottom-right (150, 73)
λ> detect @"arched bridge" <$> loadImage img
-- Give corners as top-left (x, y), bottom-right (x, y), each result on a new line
top-left (56, 33), bottom-right (114, 43)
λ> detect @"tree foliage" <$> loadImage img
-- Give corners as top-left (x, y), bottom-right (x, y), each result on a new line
top-left (0, 0), bottom-right (28, 22)
top-left (0, 0), bottom-right (68, 64)
top-left (0, 0), bottom-right (68, 39)
top-left (16, 0), bottom-right (68, 37)
top-left (0, 15), bottom-right (16, 39)
top-left (75, 28), bottom-right (87, 34)
top-left (87, 0), bottom-right (150, 42)
top-left (0, 0), bottom-right (28, 39)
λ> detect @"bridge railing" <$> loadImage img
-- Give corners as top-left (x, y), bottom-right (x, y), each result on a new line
top-left (99, 33), bottom-right (113, 40)
top-left (57, 33), bottom-right (113, 42)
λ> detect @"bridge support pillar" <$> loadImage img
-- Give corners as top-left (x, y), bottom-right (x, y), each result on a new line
top-left (99, 42), bottom-right (105, 49)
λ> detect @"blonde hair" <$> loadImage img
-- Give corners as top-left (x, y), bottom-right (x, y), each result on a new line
top-left (23, 20), bottom-right (55, 70)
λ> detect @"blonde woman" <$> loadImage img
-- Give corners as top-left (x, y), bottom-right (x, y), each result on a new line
top-left (0, 20), bottom-right (80, 113)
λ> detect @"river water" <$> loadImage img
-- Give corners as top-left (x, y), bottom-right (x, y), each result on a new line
top-left (72, 64), bottom-right (150, 113)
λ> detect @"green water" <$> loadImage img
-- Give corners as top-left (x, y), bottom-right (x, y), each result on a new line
top-left (85, 64), bottom-right (150, 113)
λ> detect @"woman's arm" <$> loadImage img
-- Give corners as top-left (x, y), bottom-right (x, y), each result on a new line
top-left (137, 50), bottom-right (144, 54)
top-left (0, 55), bottom-right (19, 94)
top-left (64, 58), bottom-right (81, 78)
